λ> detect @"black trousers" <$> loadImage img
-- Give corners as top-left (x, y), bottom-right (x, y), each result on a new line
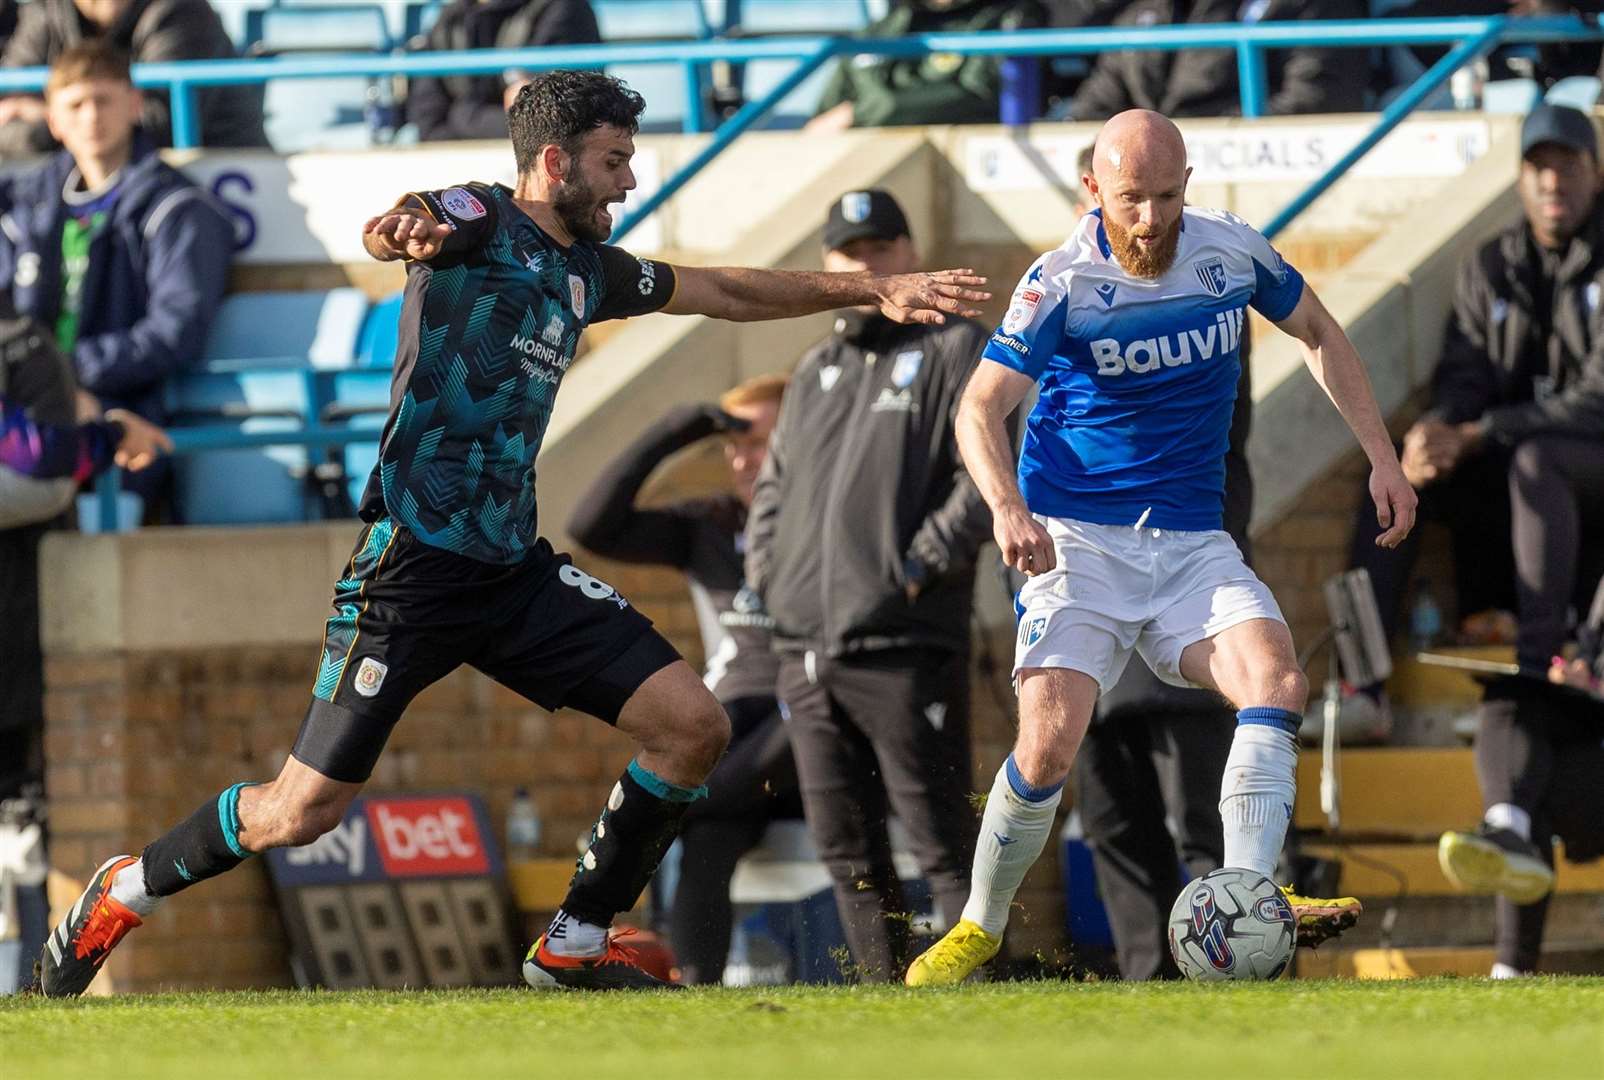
top-left (777, 648), bottom-right (975, 982)
top-left (1350, 448), bottom-right (1516, 649)
top-left (1473, 684), bottom-right (1604, 972)
top-left (1507, 435), bottom-right (1604, 668)
top-left (0, 523), bottom-right (47, 802)
top-left (1075, 682), bottom-right (1234, 981)
top-left (669, 694), bottom-right (801, 986)
top-left (1350, 436), bottom-right (1604, 671)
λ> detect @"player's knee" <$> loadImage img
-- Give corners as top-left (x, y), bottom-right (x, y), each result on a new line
top-left (679, 697), bottom-right (729, 773)
top-left (1265, 666), bottom-right (1309, 712)
top-left (667, 696), bottom-right (731, 779)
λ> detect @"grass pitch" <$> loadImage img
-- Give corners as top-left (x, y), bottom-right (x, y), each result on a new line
top-left (3, 978), bottom-right (1601, 1080)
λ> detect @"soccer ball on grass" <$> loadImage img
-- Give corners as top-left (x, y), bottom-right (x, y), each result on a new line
top-left (1167, 867), bottom-right (1295, 981)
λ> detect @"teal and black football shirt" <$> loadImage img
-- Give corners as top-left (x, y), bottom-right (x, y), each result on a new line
top-left (357, 182), bottom-right (677, 564)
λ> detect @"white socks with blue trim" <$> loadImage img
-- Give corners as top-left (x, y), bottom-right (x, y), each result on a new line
top-left (1219, 710), bottom-right (1300, 876)
top-left (959, 755), bottom-right (1064, 937)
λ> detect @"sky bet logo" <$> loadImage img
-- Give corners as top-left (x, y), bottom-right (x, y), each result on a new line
top-left (274, 795), bottom-right (492, 882)
top-left (1090, 306), bottom-right (1245, 377)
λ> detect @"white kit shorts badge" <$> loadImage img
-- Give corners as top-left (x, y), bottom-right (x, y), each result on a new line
top-left (353, 657), bottom-right (389, 698)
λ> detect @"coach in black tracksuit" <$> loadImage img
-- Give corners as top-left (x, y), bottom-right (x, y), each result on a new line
top-left (746, 190), bottom-right (993, 982)
top-left (567, 378), bottom-right (800, 986)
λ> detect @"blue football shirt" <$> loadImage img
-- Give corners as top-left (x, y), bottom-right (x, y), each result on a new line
top-left (984, 207), bottom-right (1304, 531)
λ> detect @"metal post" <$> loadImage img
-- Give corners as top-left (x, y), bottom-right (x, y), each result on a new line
top-left (1237, 42), bottom-right (1268, 119)
top-left (169, 80), bottom-right (200, 149)
top-left (95, 471), bottom-right (119, 533)
top-left (681, 59), bottom-right (703, 135)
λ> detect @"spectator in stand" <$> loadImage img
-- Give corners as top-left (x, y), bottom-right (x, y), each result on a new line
top-left (0, 301), bottom-right (170, 992)
top-left (1437, 604), bottom-right (1604, 977)
top-left (1063, 0), bottom-right (1368, 122)
top-left (567, 374), bottom-right (801, 987)
top-left (0, 43), bottom-right (233, 509)
top-left (0, 0), bottom-right (264, 155)
top-left (746, 189), bottom-right (994, 981)
top-left (407, 0), bottom-right (600, 143)
top-left (807, 0), bottom-right (1047, 133)
top-left (1342, 104), bottom-right (1604, 737)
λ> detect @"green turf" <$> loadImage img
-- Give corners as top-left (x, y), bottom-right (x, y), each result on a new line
top-left (3, 979), bottom-right (1601, 1080)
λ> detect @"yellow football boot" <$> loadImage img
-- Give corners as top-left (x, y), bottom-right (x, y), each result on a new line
top-left (904, 919), bottom-right (1001, 987)
top-left (1279, 884), bottom-right (1363, 948)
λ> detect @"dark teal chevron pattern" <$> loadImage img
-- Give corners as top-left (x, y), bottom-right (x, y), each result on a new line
top-left (373, 185), bottom-right (607, 564)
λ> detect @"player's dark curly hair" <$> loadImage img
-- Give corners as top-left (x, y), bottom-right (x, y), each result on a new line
top-left (507, 71), bottom-right (646, 175)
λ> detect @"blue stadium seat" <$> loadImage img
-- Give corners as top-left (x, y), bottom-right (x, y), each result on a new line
top-left (203, 288), bottom-right (371, 369)
top-left (741, 58), bottom-right (835, 128)
top-left (357, 292), bottom-right (404, 368)
top-left (246, 5), bottom-right (394, 152)
top-left (171, 289), bottom-right (370, 525)
top-left (1546, 76), bottom-right (1603, 111)
top-left (593, 0), bottom-right (711, 41)
top-left (246, 3), bottom-right (394, 52)
top-left (1483, 78), bottom-right (1542, 115)
top-left (169, 363), bottom-right (314, 526)
top-left (724, 0), bottom-right (870, 35)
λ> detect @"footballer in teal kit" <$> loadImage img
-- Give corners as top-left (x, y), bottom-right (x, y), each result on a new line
top-left (41, 70), bottom-right (989, 997)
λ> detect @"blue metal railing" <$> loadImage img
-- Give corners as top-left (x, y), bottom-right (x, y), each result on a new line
top-left (67, 15), bottom-right (1604, 528)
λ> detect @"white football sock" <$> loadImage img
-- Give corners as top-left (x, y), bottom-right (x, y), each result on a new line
top-left (541, 908), bottom-right (608, 957)
top-left (1484, 803), bottom-right (1532, 842)
top-left (959, 756), bottom-right (1063, 937)
top-left (108, 857), bottom-right (160, 918)
top-left (1219, 720), bottom-right (1299, 876)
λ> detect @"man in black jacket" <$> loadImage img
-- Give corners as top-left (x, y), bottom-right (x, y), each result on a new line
top-left (1349, 104), bottom-right (1604, 721)
top-left (407, 0), bottom-right (600, 143)
top-left (746, 190), bottom-right (993, 981)
top-left (567, 374), bottom-right (800, 986)
top-left (1063, 0), bottom-right (1368, 122)
top-left (0, 43), bottom-right (233, 504)
top-left (0, 0), bottom-right (264, 154)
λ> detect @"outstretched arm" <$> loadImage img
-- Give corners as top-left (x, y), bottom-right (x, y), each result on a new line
top-left (1276, 286), bottom-right (1416, 549)
top-left (956, 360), bottom-right (1053, 576)
top-left (663, 265), bottom-right (989, 326)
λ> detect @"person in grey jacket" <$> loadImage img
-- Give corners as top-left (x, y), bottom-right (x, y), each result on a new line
top-left (0, 0), bottom-right (264, 154)
top-left (745, 189), bottom-right (996, 982)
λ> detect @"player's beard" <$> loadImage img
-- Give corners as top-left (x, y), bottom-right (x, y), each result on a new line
top-left (1102, 210), bottom-right (1181, 279)
top-left (553, 172), bottom-right (612, 243)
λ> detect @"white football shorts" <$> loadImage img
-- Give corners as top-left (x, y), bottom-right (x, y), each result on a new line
top-left (1012, 515), bottom-right (1285, 692)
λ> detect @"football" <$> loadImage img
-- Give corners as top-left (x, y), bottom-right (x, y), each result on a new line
top-left (1168, 868), bottom-right (1296, 981)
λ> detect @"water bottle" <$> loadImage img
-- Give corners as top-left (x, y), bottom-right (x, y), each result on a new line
top-left (1410, 580), bottom-right (1443, 653)
top-left (505, 787), bottom-right (541, 861)
top-left (1450, 58), bottom-right (1488, 111)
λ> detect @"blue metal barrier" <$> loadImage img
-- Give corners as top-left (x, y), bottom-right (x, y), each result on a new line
top-left (68, 15), bottom-right (1604, 529)
top-left (1, 16), bottom-right (1600, 236)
